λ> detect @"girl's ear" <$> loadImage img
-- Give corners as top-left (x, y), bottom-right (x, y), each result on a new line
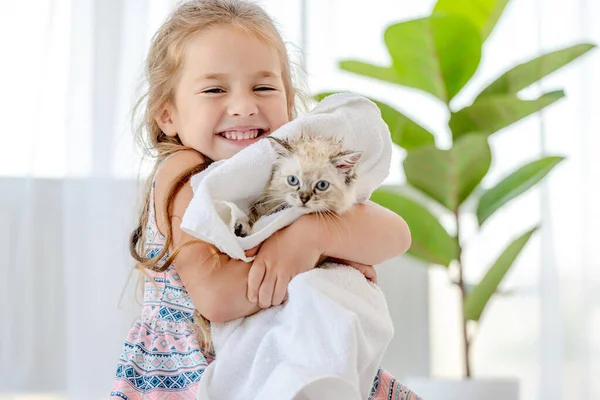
top-left (155, 104), bottom-right (178, 137)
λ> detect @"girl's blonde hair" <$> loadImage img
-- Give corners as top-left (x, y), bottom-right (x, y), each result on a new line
top-left (129, 0), bottom-right (304, 349)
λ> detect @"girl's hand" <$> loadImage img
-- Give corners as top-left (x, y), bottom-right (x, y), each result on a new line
top-left (246, 221), bottom-right (323, 309)
top-left (328, 257), bottom-right (378, 284)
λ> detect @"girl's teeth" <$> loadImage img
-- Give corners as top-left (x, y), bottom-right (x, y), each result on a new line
top-left (222, 129), bottom-right (261, 140)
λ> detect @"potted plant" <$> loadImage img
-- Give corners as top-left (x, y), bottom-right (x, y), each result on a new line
top-left (317, 0), bottom-right (595, 398)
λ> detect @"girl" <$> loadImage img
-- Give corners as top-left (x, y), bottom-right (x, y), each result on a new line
top-left (110, 1), bottom-right (418, 399)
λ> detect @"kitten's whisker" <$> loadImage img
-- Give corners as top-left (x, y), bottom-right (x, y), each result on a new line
top-left (254, 193), bottom-right (280, 201)
top-left (314, 210), bottom-right (326, 230)
top-left (321, 211), bottom-right (338, 239)
top-left (253, 199), bottom-right (286, 208)
top-left (250, 196), bottom-right (282, 208)
top-left (317, 210), bottom-right (343, 245)
top-left (263, 202), bottom-right (286, 213)
top-left (251, 198), bottom-right (288, 215)
top-left (315, 210), bottom-right (337, 251)
top-left (324, 210), bottom-right (350, 244)
top-left (271, 204), bottom-right (289, 214)
top-left (330, 210), bottom-right (349, 231)
top-left (316, 210), bottom-right (327, 229)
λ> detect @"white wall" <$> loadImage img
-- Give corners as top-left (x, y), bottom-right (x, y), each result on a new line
top-left (0, 178), bottom-right (141, 392)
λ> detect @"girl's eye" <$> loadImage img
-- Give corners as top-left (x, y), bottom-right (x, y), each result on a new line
top-left (287, 176), bottom-right (299, 186)
top-left (316, 180), bottom-right (329, 191)
top-left (203, 88), bottom-right (225, 94)
top-left (254, 86), bottom-right (275, 92)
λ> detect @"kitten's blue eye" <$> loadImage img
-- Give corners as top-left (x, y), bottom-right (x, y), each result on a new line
top-left (287, 176), bottom-right (299, 186)
top-left (316, 180), bottom-right (329, 191)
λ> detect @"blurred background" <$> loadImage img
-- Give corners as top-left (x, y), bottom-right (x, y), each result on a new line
top-left (0, 0), bottom-right (598, 399)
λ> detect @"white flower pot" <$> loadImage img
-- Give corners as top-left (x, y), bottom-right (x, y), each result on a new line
top-left (402, 377), bottom-right (519, 400)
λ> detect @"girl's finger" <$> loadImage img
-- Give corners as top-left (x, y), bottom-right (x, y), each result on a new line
top-left (245, 245), bottom-right (260, 258)
top-left (271, 273), bottom-right (289, 306)
top-left (247, 259), bottom-right (266, 302)
top-left (362, 265), bottom-right (377, 284)
top-left (345, 261), bottom-right (378, 284)
top-left (258, 269), bottom-right (276, 309)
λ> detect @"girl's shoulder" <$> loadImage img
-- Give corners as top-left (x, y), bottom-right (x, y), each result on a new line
top-left (154, 150), bottom-right (207, 226)
top-left (155, 150), bottom-right (206, 190)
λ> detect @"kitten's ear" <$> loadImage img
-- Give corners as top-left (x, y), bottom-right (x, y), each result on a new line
top-left (268, 136), bottom-right (293, 157)
top-left (331, 150), bottom-right (362, 172)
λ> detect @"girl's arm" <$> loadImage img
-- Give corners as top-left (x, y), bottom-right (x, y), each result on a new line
top-left (155, 151), bottom-right (260, 323)
top-left (246, 201), bottom-right (411, 308)
top-left (302, 201), bottom-right (411, 266)
top-left (154, 151), bottom-right (322, 322)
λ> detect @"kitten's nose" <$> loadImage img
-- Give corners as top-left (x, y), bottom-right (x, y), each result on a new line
top-left (300, 193), bottom-right (311, 204)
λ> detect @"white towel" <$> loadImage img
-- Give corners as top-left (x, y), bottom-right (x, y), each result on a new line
top-left (180, 93), bottom-right (392, 262)
top-left (179, 93), bottom-right (395, 400)
top-left (196, 264), bottom-right (394, 400)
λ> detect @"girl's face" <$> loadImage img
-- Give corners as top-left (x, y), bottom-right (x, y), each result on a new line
top-left (157, 24), bottom-right (290, 161)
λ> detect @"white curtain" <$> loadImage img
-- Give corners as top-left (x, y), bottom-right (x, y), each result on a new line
top-left (1, 0), bottom-right (175, 397)
top-left (1, 0), bottom-right (598, 399)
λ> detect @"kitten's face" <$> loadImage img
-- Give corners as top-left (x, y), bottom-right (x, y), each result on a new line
top-left (267, 134), bottom-right (361, 215)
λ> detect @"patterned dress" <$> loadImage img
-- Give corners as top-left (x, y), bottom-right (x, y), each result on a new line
top-left (110, 183), bottom-right (421, 400)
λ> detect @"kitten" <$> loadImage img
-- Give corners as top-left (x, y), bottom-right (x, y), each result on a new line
top-left (234, 133), bottom-right (362, 237)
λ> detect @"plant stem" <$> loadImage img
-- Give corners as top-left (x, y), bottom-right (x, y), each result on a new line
top-left (455, 211), bottom-right (471, 379)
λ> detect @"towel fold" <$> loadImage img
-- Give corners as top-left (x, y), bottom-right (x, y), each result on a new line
top-left (196, 265), bottom-right (395, 400)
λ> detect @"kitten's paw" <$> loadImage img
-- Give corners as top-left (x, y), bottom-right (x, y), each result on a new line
top-left (234, 221), bottom-right (251, 237)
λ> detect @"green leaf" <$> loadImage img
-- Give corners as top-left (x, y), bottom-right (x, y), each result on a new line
top-left (339, 61), bottom-right (405, 86)
top-left (458, 282), bottom-right (514, 297)
top-left (434, 0), bottom-right (510, 41)
top-left (450, 90), bottom-right (564, 140)
top-left (477, 44), bottom-right (596, 99)
top-left (314, 92), bottom-right (435, 151)
top-left (464, 227), bottom-right (538, 321)
top-left (370, 99), bottom-right (435, 150)
top-left (314, 92), bottom-right (334, 102)
top-left (370, 188), bottom-right (457, 266)
top-left (338, 15), bottom-right (482, 103)
top-left (382, 15), bottom-right (482, 103)
top-left (477, 156), bottom-right (564, 225)
top-left (404, 134), bottom-right (492, 212)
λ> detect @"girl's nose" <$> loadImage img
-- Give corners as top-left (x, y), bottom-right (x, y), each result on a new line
top-left (228, 94), bottom-right (258, 117)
